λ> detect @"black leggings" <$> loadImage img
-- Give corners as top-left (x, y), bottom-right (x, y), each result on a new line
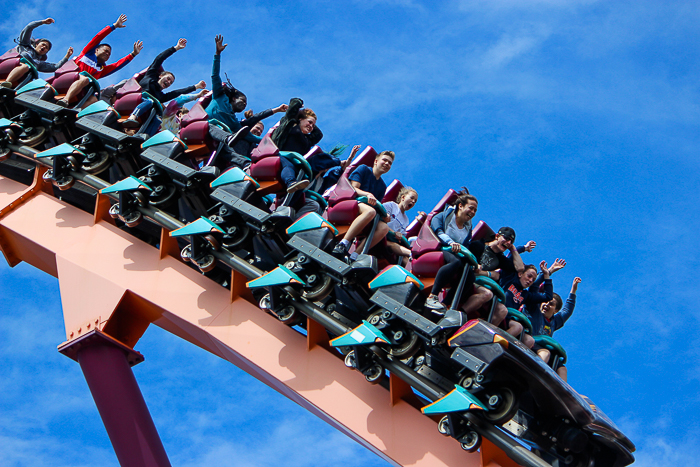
top-left (432, 243), bottom-right (482, 305)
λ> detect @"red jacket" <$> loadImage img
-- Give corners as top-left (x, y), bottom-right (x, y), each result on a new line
top-left (75, 25), bottom-right (133, 79)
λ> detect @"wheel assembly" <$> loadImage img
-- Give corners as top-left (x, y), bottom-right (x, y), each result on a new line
top-left (276, 305), bottom-right (301, 326)
top-left (180, 244), bottom-right (193, 262)
top-left (148, 183), bottom-right (177, 207)
top-left (195, 254), bottom-right (216, 273)
top-left (344, 351), bottom-right (356, 369)
top-left (483, 386), bottom-right (519, 425)
top-left (364, 363), bottom-right (384, 384)
top-left (122, 210), bottom-right (142, 228)
top-left (55, 175), bottom-right (75, 191)
top-left (82, 151), bottom-right (110, 174)
top-left (19, 126), bottom-right (47, 147)
top-left (302, 273), bottom-right (333, 300)
top-left (42, 169), bottom-right (54, 183)
top-left (437, 416), bottom-right (451, 436)
top-left (389, 328), bottom-right (421, 359)
top-left (222, 222), bottom-right (250, 249)
top-left (459, 430), bottom-right (481, 452)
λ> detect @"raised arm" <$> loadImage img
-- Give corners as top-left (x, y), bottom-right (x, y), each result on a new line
top-left (100, 40), bottom-right (141, 77)
top-left (509, 245), bottom-right (525, 273)
top-left (241, 104), bottom-right (287, 127)
top-left (554, 277), bottom-right (581, 330)
top-left (18, 19), bottom-right (52, 47)
top-left (525, 261), bottom-right (553, 304)
top-left (211, 35), bottom-right (227, 97)
top-left (82, 15), bottom-right (126, 56)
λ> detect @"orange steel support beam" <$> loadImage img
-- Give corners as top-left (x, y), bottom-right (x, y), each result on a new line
top-left (0, 173), bottom-right (519, 467)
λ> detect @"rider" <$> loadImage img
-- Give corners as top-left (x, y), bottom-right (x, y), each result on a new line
top-left (383, 186), bottom-right (423, 265)
top-left (58, 14), bottom-right (143, 107)
top-left (206, 34), bottom-right (286, 168)
top-left (423, 192), bottom-right (492, 317)
top-left (121, 38), bottom-right (206, 135)
top-left (1, 18), bottom-right (73, 88)
top-left (331, 151), bottom-right (394, 257)
top-left (529, 276), bottom-right (580, 381)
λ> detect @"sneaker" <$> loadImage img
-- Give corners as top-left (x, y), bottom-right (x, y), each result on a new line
top-left (56, 99), bottom-right (68, 108)
top-left (121, 117), bottom-right (141, 129)
top-left (0, 82), bottom-right (11, 89)
top-left (226, 126), bottom-right (251, 147)
top-left (424, 296), bottom-right (446, 312)
top-left (332, 242), bottom-right (349, 257)
top-left (286, 179), bottom-right (310, 193)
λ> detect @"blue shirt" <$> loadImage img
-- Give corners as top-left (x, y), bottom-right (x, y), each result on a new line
top-left (348, 165), bottom-right (386, 201)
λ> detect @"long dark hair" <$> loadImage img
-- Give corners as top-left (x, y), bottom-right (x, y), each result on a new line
top-left (452, 186), bottom-right (477, 207)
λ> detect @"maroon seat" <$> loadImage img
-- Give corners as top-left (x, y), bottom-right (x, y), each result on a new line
top-left (304, 145), bottom-right (323, 162)
top-left (45, 60), bottom-right (80, 93)
top-left (171, 103), bottom-right (215, 159)
top-left (326, 175), bottom-right (356, 207)
top-left (250, 134), bottom-right (279, 163)
top-left (471, 221), bottom-right (495, 243)
top-left (249, 156), bottom-right (281, 180)
top-left (411, 251), bottom-right (446, 277)
top-left (179, 120), bottom-right (211, 145)
top-left (113, 79), bottom-right (144, 117)
top-left (197, 91), bottom-right (213, 110)
top-left (343, 146), bottom-right (376, 177)
top-left (0, 51), bottom-right (21, 81)
top-left (411, 221), bottom-right (442, 259)
top-left (404, 189), bottom-right (458, 239)
top-left (382, 179), bottom-right (402, 204)
top-left (180, 102), bottom-right (208, 127)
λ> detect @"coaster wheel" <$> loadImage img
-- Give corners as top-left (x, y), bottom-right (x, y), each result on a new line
top-left (460, 430), bottom-right (481, 453)
top-left (195, 254), bottom-right (216, 273)
top-left (276, 305), bottom-right (302, 326)
top-left (389, 327), bottom-right (421, 359)
top-left (108, 203), bottom-right (120, 219)
top-left (219, 220), bottom-right (250, 249)
top-left (180, 244), bottom-right (193, 263)
top-left (147, 183), bottom-right (177, 207)
top-left (55, 175), bottom-right (75, 191)
top-left (364, 363), bottom-right (384, 384)
top-left (122, 210), bottom-right (142, 228)
top-left (82, 150), bottom-right (110, 174)
top-left (483, 386), bottom-right (519, 425)
top-left (302, 273), bottom-right (333, 300)
top-left (66, 155), bottom-right (81, 171)
top-left (19, 126), bottom-right (47, 147)
top-left (344, 350), bottom-right (356, 369)
top-left (437, 416), bottom-right (451, 436)
top-left (204, 234), bottom-right (221, 251)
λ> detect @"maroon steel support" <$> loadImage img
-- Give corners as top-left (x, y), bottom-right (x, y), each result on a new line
top-left (60, 330), bottom-right (171, 467)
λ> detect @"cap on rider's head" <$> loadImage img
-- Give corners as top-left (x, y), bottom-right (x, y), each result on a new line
top-left (498, 227), bottom-right (516, 243)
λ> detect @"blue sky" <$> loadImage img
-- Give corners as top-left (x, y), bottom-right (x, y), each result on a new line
top-left (1, 0), bottom-right (699, 465)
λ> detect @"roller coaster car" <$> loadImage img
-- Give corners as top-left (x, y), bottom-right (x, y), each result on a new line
top-left (177, 102), bottom-right (247, 172)
top-left (138, 130), bottom-right (218, 220)
top-left (74, 80), bottom-right (164, 177)
top-left (248, 134), bottom-right (313, 209)
top-left (208, 168), bottom-right (292, 251)
top-left (170, 216), bottom-right (225, 273)
top-left (100, 175), bottom-right (153, 227)
top-left (12, 61), bottom-right (101, 146)
top-left (434, 319), bottom-right (636, 467)
top-left (0, 51), bottom-right (39, 117)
